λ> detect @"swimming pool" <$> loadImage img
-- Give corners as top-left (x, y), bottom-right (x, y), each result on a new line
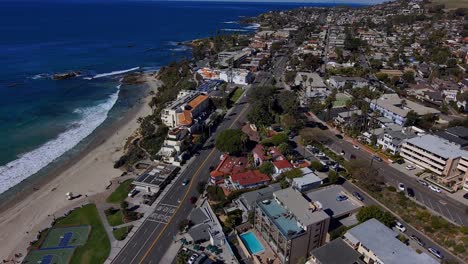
top-left (240, 231), bottom-right (265, 255)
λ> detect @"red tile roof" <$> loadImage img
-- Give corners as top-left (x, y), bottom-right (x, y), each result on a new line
top-left (210, 154), bottom-right (248, 180)
top-left (230, 170), bottom-right (270, 187)
top-left (272, 160), bottom-right (293, 170)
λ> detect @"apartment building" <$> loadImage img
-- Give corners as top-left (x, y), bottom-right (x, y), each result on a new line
top-left (400, 134), bottom-right (468, 190)
top-left (254, 188), bottom-right (330, 264)
top-left (369, 94), bottom-right (440, 126)
top-left (157, 127), bottom-right (190, 165)
top-left (160, 90), bottom-right (210, 129)
top-left (343, 219), bottom-right (438, 264)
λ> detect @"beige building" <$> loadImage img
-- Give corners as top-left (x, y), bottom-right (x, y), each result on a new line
top-left (400, 134), bottom-right (468, 191)
top-left (160, 90), bottom-right (210, 129)
top-left (254, 188), bottom-right (330, 264)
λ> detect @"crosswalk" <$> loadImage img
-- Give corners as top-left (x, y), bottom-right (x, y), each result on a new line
top-left (147, 204), bottom-right (178, 224)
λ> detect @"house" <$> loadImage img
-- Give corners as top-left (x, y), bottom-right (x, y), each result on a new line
top-left (210, 154), bottom-right (248, 184)
top-left (254, 188), bottom-right (330, 264)
top-left (235, 183), bottom-right (281, 216)
top-left (369, 94), bottom-right (440, 126)
top-left (295, 72), bottom-right (329, 105)
top-left (272, 159), bottom-right (293, 177)
top-left (417, 63), bottom-right (431, 78)
top-left (328, 76), bottom-right (368, 89)
top-left (309, 238), bottom-right (365, 264)
top-left (187, 199), bottom-right (226, 246)
top-left (157, 127), bottom-right (190, 165)
top-left (161, 91), bottom-right (210, 129)
top-left (343, 219), bottom-right (438, 264)
top-left (436, 126), bottom-right (468, 149)
top-left (377, 129), bottom-right (417, 155)
top-left (219, 69), bottom-right (253, 85)
top-left (334, 109), bottom-right (363, 125)
top-left (291, 167), bottom-right (323, 192)
top-left (252, 144), bottom-right (285, 166)
top-left (229, 170), bottom-right (270, 190)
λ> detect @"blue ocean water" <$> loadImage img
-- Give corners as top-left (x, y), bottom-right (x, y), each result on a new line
top-left (0, 0), bottom-right (352, 195)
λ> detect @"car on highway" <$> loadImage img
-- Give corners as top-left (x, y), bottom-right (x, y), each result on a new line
top-left (406, 187), bottom-right (415, 198)
top-left (395, 221), bottom-right (406, 232)
top-left (352, 192), bottom-right (364, 201)
top-left (336, 195), bottom-right (348, 201)
top-left (428, 247), bottom-right (443, 259)
top-left (429, 185), bottom-right (441, 193)
top-left (353, 145), bottom-right (360, 150)
top-left (410, 235), bottom-right (425, 247)
top-left (187, 253), bottom-right (199, 264)
top-left (417, 179), bottom-right (428, 186)
top-left (182, 179), bottom-right (190, 186)
top-left (189, 196), bottom-right (197, 204)
top-left (398, 183), bottom-right (405, 191)
top-left (406, 164), bottom-right (416, 170)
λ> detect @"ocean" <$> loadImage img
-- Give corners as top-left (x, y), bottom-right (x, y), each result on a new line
top-left (0, 0), bottom-right (354, 197)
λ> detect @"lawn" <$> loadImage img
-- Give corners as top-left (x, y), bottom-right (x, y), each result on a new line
top-left (55, 204), bottom-right (110, 264)
top-left (229, 87), bottom-right (244, 104)
top-left (106, 210), bottom-right (125, 227)
top-left (106, 179), bottom-right (133, 204)
top-left (112, 225), bottom-right (133, 241)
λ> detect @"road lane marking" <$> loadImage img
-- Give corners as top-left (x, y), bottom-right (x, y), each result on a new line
top-left (444, 206), bottom-right (455, 223)
top-left (456, 213), bottom-right (464, 224)
top-left (137, 101), bottom-right (250, 264)
top-left (128, 222), bottom-right (162, 264)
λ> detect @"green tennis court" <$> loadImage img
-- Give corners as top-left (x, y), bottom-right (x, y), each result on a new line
top-left (41, 226), bottom-right (90, 249)
top-left (22, 248), bottom-right (74, 264)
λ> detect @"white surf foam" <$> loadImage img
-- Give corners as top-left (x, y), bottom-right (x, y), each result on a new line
top-left (0, 86), bottom-right (120, 195)
top-left (93, 67), bottom-right (140, 79)
top-left (221, 28), bottom-right (249, 32)
top-left (245, 23), bottom-right (260, 29)
top-left (223, 21), bottom-right (238, 24)
top-left (29, 73), bottom-right (51, 80)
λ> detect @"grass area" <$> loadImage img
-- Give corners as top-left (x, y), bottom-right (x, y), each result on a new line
top-left (42, 226), bottom-right (90, 248)
top-left (106, 210), bottom-right (125, 227)
top-left (24, 248), bottom-right (75, 264)
top-left (106, 179), bottom-right (133, 204)
top-left (112, 225), bottom-right (133, 241)
top-left (55, 204), bottom-right (111, 264)
top-left (229, 87), bottom-right (244, 104)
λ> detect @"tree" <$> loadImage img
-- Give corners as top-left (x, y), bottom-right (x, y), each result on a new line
top-left (262, 133), bottom-right (288, 146)
top-left (404, 110), bottom-right (419, 127)
top-left (282, 168), bottom-right (302, 179)
top-left (310, 161), bottom-right (324, 172)
top-left (278, 142), bottom-right (290, 155)
top-left (196, 180), bottom-right (207, 194)
top-left (178, 219), bottom-right (191, 232)
top-left (248, 102), bottom-right (274, 127)
top-left (284, 71), bottom-right (297, 85)
top-left (259, 161), bottom-right (274, 176)
top-left (375, 72), bottom-right (389, 82)
top-left (357, 205), bottom-right (395, 227)
top-left (277, 90), bottom-right (299, 114)
top-left (328, 170), bottom-right (338, 184)
top-left (402, 71), bottom-right (415, 84)
top-left (300, 128), bottom-right (329, 145)
top-left (215, 129), bottom-right (247, 154)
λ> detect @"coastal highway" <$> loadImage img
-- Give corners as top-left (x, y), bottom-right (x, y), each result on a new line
top-left (111, 72), bottom-right (275, 263)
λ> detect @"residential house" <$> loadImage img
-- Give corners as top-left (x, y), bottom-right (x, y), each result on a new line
top-left (309, 238), bottom-right (365, 264)
top-left (210, 154), bottom-right (248, 184)
top-left (157, 127), bottom-right (190, 165)
top-left (377, 128), bottom-right (417, 155)
top-left (272, 159), bottom-right (293, 178)
top-left (328, 76), bottom-right (368, 89)
top-left (229, 170), bottom-right (270, 190)
top-left (291, 167), bottom-right (323, 192)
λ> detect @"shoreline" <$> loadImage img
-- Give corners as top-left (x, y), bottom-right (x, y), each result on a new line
top-left (0, 73), bottom-right (159, 260)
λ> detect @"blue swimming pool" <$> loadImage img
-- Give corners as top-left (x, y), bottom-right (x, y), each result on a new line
top-left (240, 231), bottom-right (265, 255)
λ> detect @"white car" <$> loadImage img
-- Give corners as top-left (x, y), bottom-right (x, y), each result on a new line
top-left (353, 145), bottom-right (360, 150)
top-left (395, 221), bottom-right (406, 232)
top-left (429, 185), bottom-right (441, 193)
top-left (405, 165), bottom-right (416, 170)
top-left (398, 183), bottom-right (405, 191)
top-left (315, 152), bottom-right (326, 158)
top-left (187, 253), bottom-right (199, 264)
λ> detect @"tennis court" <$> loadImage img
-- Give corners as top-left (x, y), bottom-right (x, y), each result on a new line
top-left (41, 226), bottom-right (90, 249)
top-left (22, 248), bottom-right (74, 264)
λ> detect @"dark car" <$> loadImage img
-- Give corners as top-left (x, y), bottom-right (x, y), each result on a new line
top-left (350, 154), bottom-right (357, 160)
top-left (372, 155), bottom-right (383, 162)
top-left (410, 235), bottom-right (425, 247)
top-left (463, 193), bottom-right (468, 199)
top-left (406, 187), bottom-right (415, 198)
top-left (336, 195), bottom-right (348, 201)
top-left (189, 196), bottom-right (197, 204)
top-left (335, 134), bottom-right (343, 139)
top-left (352, 192), bottom-right (364, 201)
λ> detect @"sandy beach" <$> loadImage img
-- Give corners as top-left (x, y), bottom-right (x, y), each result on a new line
top-left (0, 74), bottom-right (160, 260)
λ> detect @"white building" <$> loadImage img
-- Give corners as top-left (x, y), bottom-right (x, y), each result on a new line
top-left (328, 76), bottom-right (368, 89)
top-left (292, 167), bottom-right (323, 192)
top-left (160, 91), bottom-right (210, 129)
top-left (219, 69), bottom-right (253, 85)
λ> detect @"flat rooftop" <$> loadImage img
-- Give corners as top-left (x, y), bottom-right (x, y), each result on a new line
top-left (306, 185), bottom-right (362, 218)
top-left (257, 199), bottom-right (304, 238)
top-left (311, 238), bottom-right (364, 264)
top-left (404, 134), bottom-right (468, 159)
top-left (345, 219), bottom-right (439, 264)
top-left (134, 163), bottom-right (179, 187)
top-left (371, 93), bottom-right (440, 117)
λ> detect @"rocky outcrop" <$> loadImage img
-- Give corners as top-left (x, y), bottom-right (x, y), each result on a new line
top-left (52, 71), bottom-right (80, 80)
top-left (121, 72), bottom-right (146, 85)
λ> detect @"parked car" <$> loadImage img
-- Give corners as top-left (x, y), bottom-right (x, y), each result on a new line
top-left (353, 145), bottom-right (360, 150)
top-left (395, 221), bottom-right (406, 232)
top-left (350, 154), bottom-right (356, 160)
top-left (406, 187), bottom-right (415, 198)
top-left (335, 134), bottom-right (343, 139)
top-left (429, 185), bottom-right (441, 193)
top-left (372, 155), bottom-right (383, 162)
top-left (406, 165), bottom-right (416, 170)
top-left (417, 179), bottom-right (428, 186)
top-left (464, 193), bottom-right (468, 200)
top-left (336, 195), bottom-right (348, 201)
top-left (189, 196), bottom-right (197, 204)
top-left (410, 235), bottom-right (425, 247)
top-left (315, 152), bottom-right (326, 158)
top-left (398, 183), bottom-right (405, 191)
top-left (128, 188), bottom-right (138, 198)
top-left (428, 247), bottom-right (443, 259)
top-left (352, 192), bottom-right (364, 201)
top-left (187, 253), bottom-right (199, 264)
top-left (340, 150), bottom-right (345, 156)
